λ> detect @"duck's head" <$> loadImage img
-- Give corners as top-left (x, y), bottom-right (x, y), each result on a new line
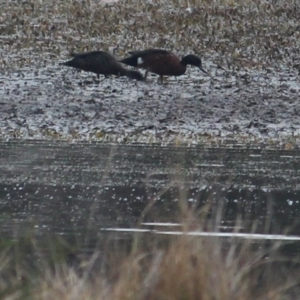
top-left (181, 54), bottom-right (207, 74)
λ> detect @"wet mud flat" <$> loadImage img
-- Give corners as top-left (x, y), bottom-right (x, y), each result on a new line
top-left (0, 140), bottom-right (300, 239)
top-left (1, 61), bottom-right (300, 144)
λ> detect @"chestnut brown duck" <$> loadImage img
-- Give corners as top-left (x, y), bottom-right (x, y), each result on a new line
top-left (120, 49), bottom-right (207, 83)
top-left (60, 51), bottom-right (144, 81)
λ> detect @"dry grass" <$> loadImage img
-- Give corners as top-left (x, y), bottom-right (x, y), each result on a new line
top-left (0, 224), bottom-right (299, 300)
top-left (29, 238), bottom-right (300, 299)
top-left (1, 0), bottom-right (300, 70)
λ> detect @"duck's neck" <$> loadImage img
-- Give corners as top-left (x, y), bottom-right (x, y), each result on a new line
top-left (180, 57), bottom-right (188, 66)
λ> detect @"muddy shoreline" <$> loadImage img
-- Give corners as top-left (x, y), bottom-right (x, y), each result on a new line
top-left (1, 64), bottom-right (300, 145)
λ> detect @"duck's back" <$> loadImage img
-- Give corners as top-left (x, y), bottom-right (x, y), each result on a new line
top-left (129, 49), bottom-right (169, 57)
top-left (67, 51), bottom-right (123, 76)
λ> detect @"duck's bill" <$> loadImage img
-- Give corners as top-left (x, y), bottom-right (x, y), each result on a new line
top-left (199, 66), bottom-right (208, 74)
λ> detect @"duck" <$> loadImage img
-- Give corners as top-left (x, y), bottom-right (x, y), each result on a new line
top-left (60, 51), bottom-right (144, 81)
top-left (119, 49), bottom-right (207, 83)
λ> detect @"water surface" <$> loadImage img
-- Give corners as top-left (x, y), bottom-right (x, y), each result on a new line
top-left (0, 140), bottom-right (299, 241)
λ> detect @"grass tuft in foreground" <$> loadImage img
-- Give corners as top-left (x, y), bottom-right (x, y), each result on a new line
top-left (0, 223), bottom-right (299, 299)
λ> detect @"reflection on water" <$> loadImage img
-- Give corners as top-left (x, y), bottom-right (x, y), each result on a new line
top-left (104, 226), bottom-right (300, 241)
top-left (0, 140), bottom-right (300, 241)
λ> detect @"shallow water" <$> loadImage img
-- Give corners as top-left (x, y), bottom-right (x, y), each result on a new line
top-left (1, 140), bottom-right (300, 241)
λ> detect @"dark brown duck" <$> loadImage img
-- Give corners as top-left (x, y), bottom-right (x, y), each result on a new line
top-left (120, 49), bottom-right (207, 83)
top-left (60, 51), bottom-right (144, 81)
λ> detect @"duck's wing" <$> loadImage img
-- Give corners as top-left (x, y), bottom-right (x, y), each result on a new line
top-left (121, 49), bottom-right (170, 67)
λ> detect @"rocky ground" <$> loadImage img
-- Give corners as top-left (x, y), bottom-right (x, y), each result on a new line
top-left (1, 0), bottom-right (300, 146)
